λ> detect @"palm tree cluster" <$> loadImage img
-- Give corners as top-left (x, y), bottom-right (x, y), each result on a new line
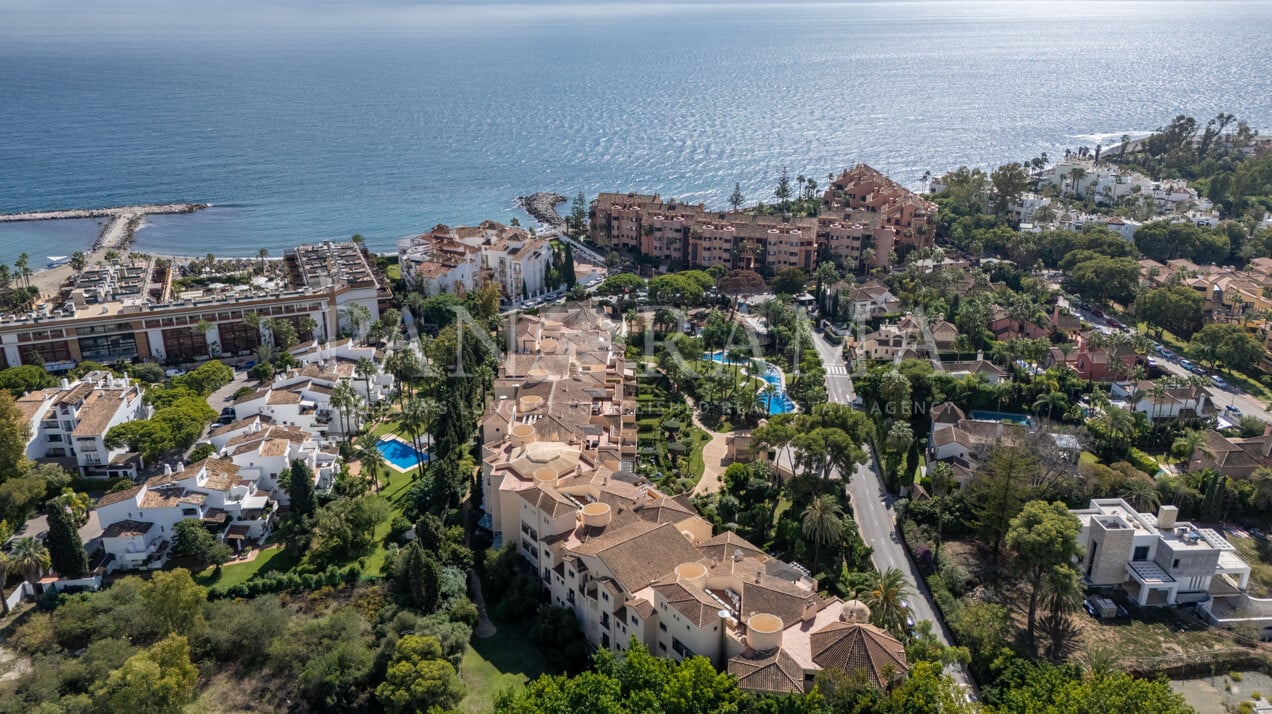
top-left (0, 536), bottom-right (51, 615)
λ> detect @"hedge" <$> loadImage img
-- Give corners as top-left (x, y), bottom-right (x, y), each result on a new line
top-left (210, 564), bottom-right (361, 600)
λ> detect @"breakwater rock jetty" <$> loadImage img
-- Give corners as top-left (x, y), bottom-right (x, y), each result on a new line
top-left (0, 202), bottom-right (208, 223)
top-left (0, 202), bottom-right (209, 252)
top-left (517, 192), bottom-right (567, 228)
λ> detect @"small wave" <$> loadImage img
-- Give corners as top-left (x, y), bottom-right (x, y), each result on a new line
top-left (1067, 130), bottom-right (1155, 144)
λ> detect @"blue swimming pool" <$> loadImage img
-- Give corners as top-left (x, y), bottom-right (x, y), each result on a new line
top-left (969, 410), bottom-right (1032, 427)
top-left (377, 438), bottom-right (428, 470)
top-left (704, 350), bottom-right (750, 366)
top-left (758, 364), bottom-right (797, 414)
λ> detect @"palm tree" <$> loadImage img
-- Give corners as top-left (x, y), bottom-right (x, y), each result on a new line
top-left (860, 568), bottom-right (911, 638)
top-left (1119, 478), bottom-right (1161, 511)
top-left (329, 381), bottom-right (361, 440)
top-left (354, 356), bottom-right (378, 404)
top-left (257, 247), bottom-right (269, 274)
top-left (400, 397), bottom-right (437, 477)
top-left (341, 303), bottom-right (374, 344)
top-left (1096, 404), bottom-right (1137, 443)
top-left (7, 537), bottom-right (51, 585)
top-left (1172, 428), bottom-right (1213, 472)
top-left (1033, 391), bottom-right (1068, 422)
top-left (354, 431), bottom-right (386, 493)
top-left (762, 383), bottom-right (780, 415)
top-left (801, 495), bottom-right (844, 569)
top-left (14, 253), bottom-right (30, 288)
top-left (1039, 564), bottom-right (1085, 662)
top-left (104, 250), bottom-right (120, 266)
top-left (69, 251), bottom-right (87, 272)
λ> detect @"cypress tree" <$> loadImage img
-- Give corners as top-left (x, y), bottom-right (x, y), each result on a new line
top-left (47, 502), bottom-right (88, 578)
top-left (563, 244), bottom-right (576, 287)
top-left (287, 459), bottom-right (316, 519)
top-left (398, 541), bottom-right (440, 612)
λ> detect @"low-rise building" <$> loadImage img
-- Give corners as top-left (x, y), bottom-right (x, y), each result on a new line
top-left (19, 371), bottom-right (147, 477)
top-left (1072, 499), bottom-right (1249, 607)
top-left (93, 456), bottom-right (277, 571)
top-left (397, 221), bottom-right (553, 302)
top-left (1110, 379), bottom-right (1212, 422)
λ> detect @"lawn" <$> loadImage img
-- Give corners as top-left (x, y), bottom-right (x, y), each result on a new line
top-left (459, 624), bottom-right (554, 712)
top-left (198, 448), bottom-right (423, 590)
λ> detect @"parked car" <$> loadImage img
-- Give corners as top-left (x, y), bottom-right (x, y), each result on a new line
top-left (1226, 404), bottom-right (1243, 416)
top-left (1180, 359), bottom-right (1197, 372)
top-left (1211, 375), bottom-right (1229, 390)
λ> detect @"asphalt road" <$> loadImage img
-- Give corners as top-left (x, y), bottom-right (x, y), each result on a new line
top-left (811, 330), bottom-right (975, 693)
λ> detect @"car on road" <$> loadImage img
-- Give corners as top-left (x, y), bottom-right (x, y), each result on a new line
top-left (164, 368), bottom-right (186, 377)
top-left (1108, 318), bottom-right (1124, 329)
top-left (1180, 359), bottom-right (1198, 372)
top-left (1211, 375), bottom-right (1229, 390)
top-left (1226, 404), bottom-right (1243, 416)
top-left (1156, 345), bottom-right (1175, 359)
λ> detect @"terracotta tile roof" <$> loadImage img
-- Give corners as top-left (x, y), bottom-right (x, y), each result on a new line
top-left (697, 532), bottom-right (767, 563)
top-left (810, 621), bottom-right (908, 688)
top-left (140, 491), bottom-right (179, 508)
top-left (572, 521), bottom-right (703, 594)
top-left (625, 598), bottom-right (655, 619)
top-left (210, 416), bottom-right (261, 437)
top-left (267, 390), bottom-right (302, 405)
top-left (72, 388), bottom-right (134, 437)
top-left (652, 579), bottom-right (721, 627)
top-left (234, 387), bottom-right (270, 405)
top-left (101, 519), bottom-right (154, 538)
top-left (96, 484), bottom-right (141, 507)
top-left (729, 647), bottom-right (805, 695)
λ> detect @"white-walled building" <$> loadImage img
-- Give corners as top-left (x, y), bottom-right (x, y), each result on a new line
top-left (213, 421), bottom-right (340, 504)
top-left (17, 371), bottom-right (148, 478)
top-left (93, 456), bottom-right (277, 571)
top-left (397, 221), bottom-right (553, 302)
top-left (1072, 499), bottom-right (1250, 607)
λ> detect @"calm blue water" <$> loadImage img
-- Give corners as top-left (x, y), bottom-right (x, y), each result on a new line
top-left (377, 438), bottom-right (427, 470)
top-left (2, 1), bottom-right (1271, 266)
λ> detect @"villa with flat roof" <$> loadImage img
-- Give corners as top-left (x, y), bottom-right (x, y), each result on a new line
top-left (1071, 499), bottom-right (1250, 607)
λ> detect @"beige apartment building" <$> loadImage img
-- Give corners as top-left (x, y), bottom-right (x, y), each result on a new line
top-left (590, 164), bottom-right (933, 273)
top-left (478, 304), bottom-right (908, 694)
top-left (0, 242), bottom-right (382, 371)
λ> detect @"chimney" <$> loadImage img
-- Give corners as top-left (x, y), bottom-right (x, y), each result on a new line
top-left (177, 462), bottom-right (185, 472)
top-left (976, 349), bottom-right (984, 362)
top-left (1156, 505), bottom-right (1178, 529)
top-left (163, 463), bottom-right (172, 475)
top-left (60, 378), bottom-right (70, 390)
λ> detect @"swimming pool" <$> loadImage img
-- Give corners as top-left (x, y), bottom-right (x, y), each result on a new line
top-left (969, 410), bottom-right (1032, 427)
top-left (758, 364), bottom-right (797, 414)
top-left (377, 437), bottom-right (428, 470)
top-left (704, 350), bottom-right (750, 366)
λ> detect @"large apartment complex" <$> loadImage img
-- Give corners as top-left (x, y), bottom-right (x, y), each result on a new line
top-left (0, 241), bottom-right (382, 371)
top-left (589, 165), bottom-right (934, 272)
top-left (478, 304), bottom-right (909, 694)
top-left (397, 220), bottom-right (552, 301)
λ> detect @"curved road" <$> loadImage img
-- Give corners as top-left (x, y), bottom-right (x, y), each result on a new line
top-left (811, 330), bottom-right (975, 694)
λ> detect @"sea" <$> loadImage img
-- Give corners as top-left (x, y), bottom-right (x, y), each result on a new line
top-left (2, 0), bottom-right (1271, 267)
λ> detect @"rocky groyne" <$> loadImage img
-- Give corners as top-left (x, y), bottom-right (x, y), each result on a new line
top-left (517, 192), bottom-right (567, 228)
top-left (0, 202), bottom-right (207, 223)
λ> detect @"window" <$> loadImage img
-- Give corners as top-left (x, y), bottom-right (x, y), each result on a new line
top-left (658, 643), bottom-right (667, 653)
top-left (1173, 559), bottom-right (1181, 569)
top-left (1133, 546), bottom-right (1150, 561)
top-left (631, 615), bottom-right (639, 626)
top-left (602, 633), bottom-right (610, 648)
top-left (659, 622), bottom-right (667, 633)
top-left (602, 592), bottom-right (609, 602)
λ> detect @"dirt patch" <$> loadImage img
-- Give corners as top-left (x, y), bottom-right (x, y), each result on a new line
top-left (0, 645), bottom-right (32, 683)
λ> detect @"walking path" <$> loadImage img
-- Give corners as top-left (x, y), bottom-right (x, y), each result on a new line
top-left (690, 411), bottom-right (730, 496)
top-left (468, 569), bottom-right (497, 638)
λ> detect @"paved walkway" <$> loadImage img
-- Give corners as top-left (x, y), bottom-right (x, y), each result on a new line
top-left (468, 569), bottom-right (497, 638)
top-left (690, 412), bottom-right (730, 496)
